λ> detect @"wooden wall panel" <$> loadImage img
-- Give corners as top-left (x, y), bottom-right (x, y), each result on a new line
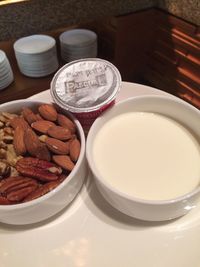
top-left (94, 9), bottom-right (200, 108)
top-left (145, 10), bottom-right (200, 108)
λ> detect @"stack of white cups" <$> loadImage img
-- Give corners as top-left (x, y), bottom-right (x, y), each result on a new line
top-left (0, 50), bottom-right (14, 90)
top-left (59, 29), bottom-right (98, 62)
top-left (13, 34), bottom-right (59, 78)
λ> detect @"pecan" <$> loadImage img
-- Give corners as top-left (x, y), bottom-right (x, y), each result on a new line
top-left (23, 180), bottom-right (61, 202)
top-left (38, 104), bottom-right (58, 121)
top-left (0, 176), bottom-right (37, 193)
top-left (16, 157), bottom-right (62, 182)
top-left (0, 176), bottom-right (38, 202)
top-left (7, 186), bottom-right (38, 202)
top-left (22, 107), bottom-right (38, 125)
top-left (0, 196), bottom-right (12, 205)
top-left (24, 128), bottom-right (51, 161)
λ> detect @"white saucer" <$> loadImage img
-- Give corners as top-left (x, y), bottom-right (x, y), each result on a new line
top-left (14, 35), bottom-right (58, 77)
top-left (14, 34), bottom-right (56, 54)
top-left (60, 29), bottom-right (97, 47)
top-left (1, 82), bottom-right (199, 267)
top-left (60, 29), bottom-right (97, 62)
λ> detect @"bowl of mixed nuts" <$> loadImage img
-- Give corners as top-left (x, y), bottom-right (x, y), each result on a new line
top-left (0, 99), bottom-right (87, 225)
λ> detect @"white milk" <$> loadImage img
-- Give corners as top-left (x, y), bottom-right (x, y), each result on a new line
top-left (93, 112), bottom-right (200, 200)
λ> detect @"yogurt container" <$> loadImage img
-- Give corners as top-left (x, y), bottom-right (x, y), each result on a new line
top-left (50, 58), bottom-right (121, 133)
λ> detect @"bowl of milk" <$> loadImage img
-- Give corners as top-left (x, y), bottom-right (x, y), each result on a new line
top-left (86, 95), bottom-right (200, 221)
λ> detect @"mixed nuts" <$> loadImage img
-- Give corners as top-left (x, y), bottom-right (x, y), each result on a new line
top-left (0, 103), bottom-right (81, 205)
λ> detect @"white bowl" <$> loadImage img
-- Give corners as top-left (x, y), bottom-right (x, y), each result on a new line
top-left (0, 100), bottom-right (87, 225)
top-left (86, 95), bottom-right (200, 221)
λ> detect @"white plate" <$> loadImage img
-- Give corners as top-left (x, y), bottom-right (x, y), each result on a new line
top-left (59, 29), bottom-right (97, 47)
top-left (20, 68), bottom-right (58, 78)
top-left (61, 49), bottom-right (97, 57)
top-left (18, 61), bottom-right (59, 71)
top-left (1, 82), bottom-right (200, 267)
top-left (14, 35), bottom-right (56, 54)
top-left (61, 42), bottom-right (97, 52)
top-left (61, 55), bottom-right (97, 62)
top-left (15, 50), bottom-right (57, 62)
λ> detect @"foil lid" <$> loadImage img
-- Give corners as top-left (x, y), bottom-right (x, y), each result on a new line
top-left (50, 58), bottom-right (121, 113)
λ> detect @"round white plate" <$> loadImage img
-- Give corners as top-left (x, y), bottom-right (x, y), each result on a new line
top-left (61, 43), bottom-right (97, 52)
top-left (20, 68), bottom-right (58, 78)
top-left (60, 29), bottom-right (97, 47)
top-left (1, 82), bottom-right (200, 267)
top-left (14, 35), bottom-right (56, 54)
top-left (15, 49), bottom-right (57, 61)
top-left (18, 61), bottom-right (58, 71)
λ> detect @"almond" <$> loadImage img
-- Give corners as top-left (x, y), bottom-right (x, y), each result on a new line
top-left (24, 128), bottom-right (51, 161)
top-left (13, 126), bottom-right (26, 155)
top-left (35, 114), bottom-right (43, 121)
top-left (47, 125), bottom-right (72, 140)
top-left (46, 137), bottom-right (69, 155)
top-left (38, 104), bottom-right (57, 121)
top-left (24, 128), bottom-right (40, 155)
top-left (57, 114), bottom-right (76, 133)
top-left (22, 107), bottom-right (38, 125)
top-left (31, 120), bottom-right (55, 134)
top-left (69, 138), bottom-right (80, 162)
top-left (10, 117), bottom-right (29, 130)
top-left (52, 155), bottom-right (74, 171)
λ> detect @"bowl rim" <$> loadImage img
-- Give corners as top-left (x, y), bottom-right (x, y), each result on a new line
top-left (86, 95), bottom-right (200, 206)
top-left (0, 99), bottom-right (86, 210)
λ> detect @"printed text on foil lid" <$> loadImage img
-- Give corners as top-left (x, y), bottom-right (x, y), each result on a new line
top-left (65, 74), bottom-right (107, 94)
